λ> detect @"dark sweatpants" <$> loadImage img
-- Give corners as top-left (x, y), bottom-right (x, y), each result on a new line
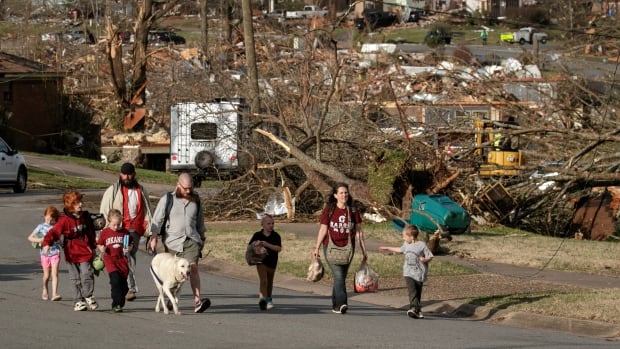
top-left (405, 276), bottom-right (424, 312)
top-left (109, 271), bottom-right (129, 308)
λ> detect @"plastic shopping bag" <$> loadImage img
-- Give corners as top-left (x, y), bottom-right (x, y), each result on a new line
top-left (354, 260), bottom-right (379, 293)
top-left (306, 258), bottom-right (324, 282)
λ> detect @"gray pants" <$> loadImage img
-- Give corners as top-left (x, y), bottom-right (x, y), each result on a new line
top-left (127, 230), bottom-right (140, 293)
top-left (67, 261), bottom-right (94, 303)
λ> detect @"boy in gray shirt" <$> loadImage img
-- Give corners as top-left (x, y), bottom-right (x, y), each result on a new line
top-left (379, 225), bottom-right (433, 318)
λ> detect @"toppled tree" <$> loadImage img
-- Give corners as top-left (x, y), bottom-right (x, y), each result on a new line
top-left (202, 11), bottom-right (620, 239)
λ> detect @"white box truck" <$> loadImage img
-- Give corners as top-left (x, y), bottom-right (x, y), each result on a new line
top-left (169, 100), bottom-right (247, 185)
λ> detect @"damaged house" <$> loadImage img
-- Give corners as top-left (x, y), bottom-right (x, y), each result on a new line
top-left (0, 52), bottom-right (64, 152)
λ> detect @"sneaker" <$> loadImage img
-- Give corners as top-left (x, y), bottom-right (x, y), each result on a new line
top-left (258, 298), bottom-right (267, 311)
top-left (113, 305), bottom-right (123, 313)
top-left (194, 298), bottom-right (211, 313)
top-left (332, 304), bottom-right (348, 314)
top-left (51, 295), bottom-right (62, 301)
top-left (74, 301), bottom-right (87, 311)
top-left (85, 297), bottom-right (98, 310)
top-left (125, 291), bottom-right (136, 301)
top-left (266, 298), bottom-right (274, 310)
top-left (407, 309), bottom-right (416, 318)
top-left (417, 311), bottom-right (424, 319)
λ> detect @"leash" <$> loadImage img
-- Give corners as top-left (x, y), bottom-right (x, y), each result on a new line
top-left (150, 265), bottom-right (164, 286)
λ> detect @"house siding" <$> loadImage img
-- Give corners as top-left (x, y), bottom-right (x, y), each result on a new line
top-left (0, 52), bottom-right (64, 152)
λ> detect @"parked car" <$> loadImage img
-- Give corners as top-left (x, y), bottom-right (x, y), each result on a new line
top-left (355, 11), bottom-right (398, 31)
top-left (500, 27), bottom-right (548, 45)
top-left (148, 31), bottom-right (186, 46)
top-left (0, 137), bottom-right (27, 193)
top-left (265, 9), bottom-right (285, 19)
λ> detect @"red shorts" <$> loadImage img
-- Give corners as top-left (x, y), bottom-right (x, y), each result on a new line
top-left (40, 254), bottom-right (60, 268)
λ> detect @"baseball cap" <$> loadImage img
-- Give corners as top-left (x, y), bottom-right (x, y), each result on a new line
top-left (120, 162), bottom-right (136, 174)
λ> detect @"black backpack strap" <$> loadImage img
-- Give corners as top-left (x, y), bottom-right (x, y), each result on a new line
top-left (159, 192), bottom-right (173, 236)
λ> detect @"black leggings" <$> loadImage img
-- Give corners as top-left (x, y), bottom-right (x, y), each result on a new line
top-left (109, 270), bottom-right (129, 307)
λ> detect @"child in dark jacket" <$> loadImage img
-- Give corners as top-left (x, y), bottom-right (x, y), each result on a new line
top-left (97, 209), bottom-right (133, 313)
top-left (248, 214), bottom-right (282, 310)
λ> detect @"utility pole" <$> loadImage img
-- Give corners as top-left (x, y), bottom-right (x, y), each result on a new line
top-left (241, 0), bottom-right (260, 114)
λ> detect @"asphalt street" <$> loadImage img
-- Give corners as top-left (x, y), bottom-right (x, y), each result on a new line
top-left (1, 179), bottom-right (618, 347)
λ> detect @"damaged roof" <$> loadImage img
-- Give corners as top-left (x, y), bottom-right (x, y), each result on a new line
top-left (0, 51), bottom-right (64, 77)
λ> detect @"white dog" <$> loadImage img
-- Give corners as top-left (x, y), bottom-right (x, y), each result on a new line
top-left (149, 253), bottom-right (190, 315)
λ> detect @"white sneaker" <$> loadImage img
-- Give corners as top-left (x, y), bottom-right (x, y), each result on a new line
top-left (85, 297), bottom-right (98, 310)
top-left (74, 301), bottom-right (87, 311)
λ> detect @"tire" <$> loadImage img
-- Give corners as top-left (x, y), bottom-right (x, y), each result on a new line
top-left (519, 38), bottom-right (526, 45)
top-left (13, 166), bottom-right (27, 193)
top-left (540, 38), bottom-right (547, 44)
top-left (194, 151), bottom-right (214, 170)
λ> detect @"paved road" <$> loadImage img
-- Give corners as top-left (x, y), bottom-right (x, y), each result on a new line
top-left (1, 191), bottom-right (618, 348)
top-left (1, 155), bottom-right (617, 346)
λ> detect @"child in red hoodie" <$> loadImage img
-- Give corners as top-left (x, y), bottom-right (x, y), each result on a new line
top-left (97, 209), bottom-right (133, 313)
top-left (43, 191), bottom-right (98, 311)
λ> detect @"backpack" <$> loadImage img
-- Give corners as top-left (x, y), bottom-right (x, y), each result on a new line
top-left (158, 192), bottom-right (202, 243)
top-left (159, 192), bottom-right (174, 238)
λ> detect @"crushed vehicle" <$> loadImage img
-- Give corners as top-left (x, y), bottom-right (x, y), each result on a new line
top-left (355, 11), bottom-right (398, 31)
top-left (500, 27), bottom-right (548, 44)
top-left (148, 31), bottom-right (186, 46)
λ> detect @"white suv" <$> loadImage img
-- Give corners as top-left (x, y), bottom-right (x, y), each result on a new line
top-left (0, 137), bottom-right (27, 193)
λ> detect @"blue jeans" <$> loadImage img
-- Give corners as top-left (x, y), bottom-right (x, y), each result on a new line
top-left (323, 246), bottom-right (350, 309)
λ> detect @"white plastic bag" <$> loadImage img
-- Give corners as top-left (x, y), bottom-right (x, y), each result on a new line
top-left (306, 258), bottom-right (324, 282)
top-left (354, 260), bottom-right (379, 293)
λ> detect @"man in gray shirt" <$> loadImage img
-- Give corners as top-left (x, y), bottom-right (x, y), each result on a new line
top-left (149, 173), bottom-right (210, 313)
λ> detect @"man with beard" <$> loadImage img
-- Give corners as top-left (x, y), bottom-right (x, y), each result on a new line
top-left (149, 173), bottom-right (210, 313)
top-left (99, 162), bottom-right (153, 301)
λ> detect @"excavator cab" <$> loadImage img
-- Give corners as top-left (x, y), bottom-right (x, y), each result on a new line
top-left (474, 118), bottom-right (524, 176)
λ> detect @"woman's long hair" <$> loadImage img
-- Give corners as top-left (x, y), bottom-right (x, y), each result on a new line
top-left (326, 182), bottom-right (354, 208)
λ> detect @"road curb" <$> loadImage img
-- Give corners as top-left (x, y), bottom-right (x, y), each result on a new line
top-left (200, 256), bottom-right (620, 339)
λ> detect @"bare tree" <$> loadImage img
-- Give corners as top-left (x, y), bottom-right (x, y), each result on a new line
top-left (104, 0), bottom-right (184, 129)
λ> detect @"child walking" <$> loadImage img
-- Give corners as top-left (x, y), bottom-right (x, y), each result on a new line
top-left (28, 206), bottom-right (62, 301)
top-left (378, 225), bottom-right (433, 319)
top-left (97, 209), bottom-right (133, 313)
top-left (43, 190), bottom-right (98, 311)
top-left (248, 214), bottom-right (282, 310)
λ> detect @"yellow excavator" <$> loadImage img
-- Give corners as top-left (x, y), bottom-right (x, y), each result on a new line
top-left (474, 118), bottom-right (524, 176)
